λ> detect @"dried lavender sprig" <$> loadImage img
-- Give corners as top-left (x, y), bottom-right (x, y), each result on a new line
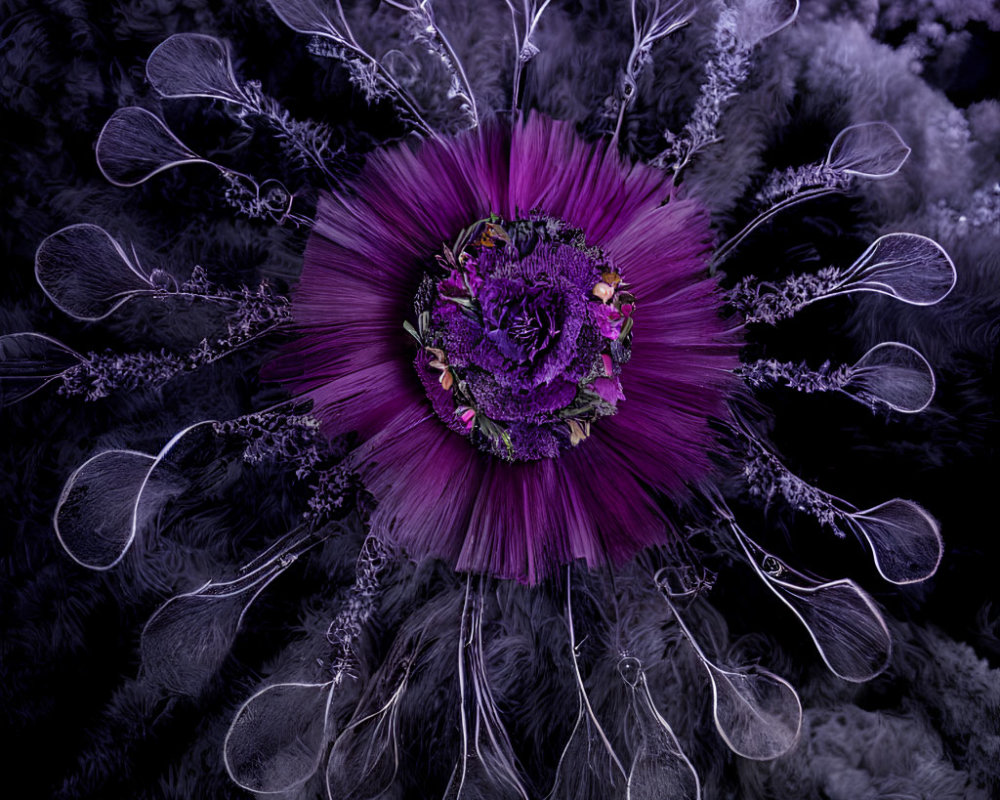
top-left (266, 0), bottom-right (439, 138)
top-left (738, 357), bottom-right (852, 393)
top-left (57, 276), bottom-right (291, 400)
top-left (214, 410), bottom-right (325, 476)
top-left (146, 33), bottom-right (338, 177)
top-left (327, 535), bottom-right (394, 683)
top-left (304, 464), bottom-right (353, 522)
top-left (755, 163), bottom-right (852, 206)
top-left (653, 8), bottom-right (749, 174)
top-left (384, 0), bottom-right (479, 130)
top-left (57, 349), bottom-right (188, 401)
top-left (213, 407), bottom-right (354, 523)
top-left (740, 431), bottom-right (844, 531)
top-left (716, 123), bottom-right (911, 266)
top-left (238, 80), bottom-right (341, 175)
top-left (728, 267), bottom-right (844, 324)
top-left (307, 38), bottom-right (386, 102)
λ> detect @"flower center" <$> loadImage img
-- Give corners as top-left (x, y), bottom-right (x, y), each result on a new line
top-left (408, 216), bottom-right (635, 461)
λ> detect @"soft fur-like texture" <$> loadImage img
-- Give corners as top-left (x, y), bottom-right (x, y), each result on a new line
top-left (2, 1), bottom-right (998, 799)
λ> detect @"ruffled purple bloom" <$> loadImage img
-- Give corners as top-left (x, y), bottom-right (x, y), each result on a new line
top-left (269, 115), bottom-right (741, 582)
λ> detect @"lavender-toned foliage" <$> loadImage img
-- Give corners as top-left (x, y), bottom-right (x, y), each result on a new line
top-left (3, 3), bottom-right (997, 800)
top-left (755, 121), bottom-right (911, 205)
top-left (617, 655), bottom-right (701, 799)
top-left (35, 224), bottom-right (162, 321)
top-left (716, 124), bottom-right (913, 264)
top-left (929, 182), bottom-right (1000, 239)
top-left (224, 680), bottom-right (335, 794)
top-left (0, 332), bottom-right (85, 405)
top-left (738, 426), bottom-right (943, 585)
top-left (739, 342), bottom-right (935, 413)
top-left (382, 0), bottom-right (480, 130)
top-left (262, 0), bottom-right (441, 134)
top-left (656, 581), bottom-right (802, 760)
top-left (48, 273), bottom-right (290, 401)
top-left (725, 517), bottom-right (894, 682)
top-left (96, 107), bottom-right (313, 225)
top-left (95, 107), bottom-right (209, 187)
top-left (146, 33), bottom-right (340, 175)
top-left (654, 0), bottom-right (798, 174)
top-left (729, 232), bottom-right (956, 323)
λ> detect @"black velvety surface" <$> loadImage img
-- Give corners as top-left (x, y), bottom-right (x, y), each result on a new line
top-left (2, 1), bottom-right (999, 798)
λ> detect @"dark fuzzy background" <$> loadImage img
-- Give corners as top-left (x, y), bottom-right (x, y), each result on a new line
top-left (2, 1), bottom-right (999, 798)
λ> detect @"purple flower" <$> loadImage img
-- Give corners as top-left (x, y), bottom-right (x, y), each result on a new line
top-left (268, 115), bottom-right (740, 582)
top-left (591, 302), bottom-right (624, 340)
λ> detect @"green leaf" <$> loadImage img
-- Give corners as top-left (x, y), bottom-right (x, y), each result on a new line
top-left (403, 320), bottom-right (422, 344)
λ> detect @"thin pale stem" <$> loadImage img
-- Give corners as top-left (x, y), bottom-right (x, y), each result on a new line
top-left (712, 187), bottom-right (838, 267)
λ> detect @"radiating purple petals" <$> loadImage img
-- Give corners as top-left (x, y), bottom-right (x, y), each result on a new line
top-left (826, 121), bottom-right (911, 178)
top-left (273, 114), bottom-right (743, 580)
top-left (299, 349), bottom-right (681, 583)
top-left (362, 408), bottom-right (483, 568)
top-left (35, 224), bottom-right (156, 320)
top-left (96, 107), bottom-right (210, 187)
top-left (146, 33), bottom-right (248, 104)
top-left (54, 449), bottom-right (163, 569)
top-left (843, 342), bottom-right (935, 413)
top-left (306, 359), bottom-right (421, 439)
top-left (305, 135), bottom-right (501, 284)
top-left (837, 233), bottom-right (957, 305)
top-left (460, 461), bottom-right (542, 580)
top-left (454, 447), bottom-right (667, 582)
top-left (848, 499), bottom-right (943, 585)
top-left (603, 197), bottom-right (713, 291)
top-left (225, 681), bottom-right (335, 793)
top-left (294, 235), bottom-right (417, 324)
top-left (600, 390), bottom-right (715, 497)
top-left (509, 116), bottom-right (669, 243)
top-left (0, 333), bottom-right (83, 405)
top-left (732, 0), bottom-right (799, 47)
top-left (604, 326), bottom-right (739, 499)
top-left (561, 437), bottom-right (670, 565)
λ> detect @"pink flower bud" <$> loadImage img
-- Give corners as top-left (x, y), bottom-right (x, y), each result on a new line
top-left (592, 281), bottom-right (615, 303)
